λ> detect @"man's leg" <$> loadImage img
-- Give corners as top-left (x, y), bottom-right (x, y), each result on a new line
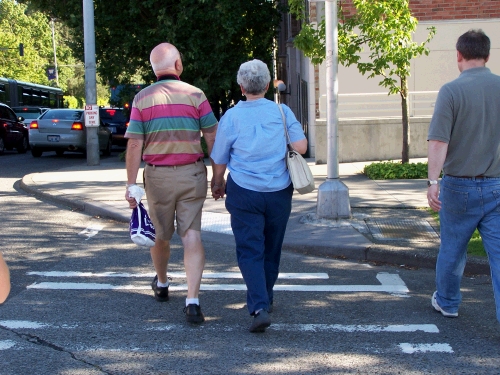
top-left (150, 238), bottom-right (171, 284)
top-left (436, 177), bottom-right (480, 313)
top-left (181, 229), bottom-right (205, 299)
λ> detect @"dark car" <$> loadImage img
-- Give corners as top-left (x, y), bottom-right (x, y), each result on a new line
top-left (0, 103), bottom-right (29, 155)
top-left (99, 107), bottom-right (129, 146)
top-left (29, 108), bottom-right (112, 157)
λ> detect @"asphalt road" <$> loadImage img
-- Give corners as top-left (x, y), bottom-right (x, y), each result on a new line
top-left (1, 150), bottom-right (500, 374)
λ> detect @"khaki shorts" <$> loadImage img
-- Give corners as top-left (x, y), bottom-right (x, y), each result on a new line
top-left (144, 160), bottom-right (207, 240)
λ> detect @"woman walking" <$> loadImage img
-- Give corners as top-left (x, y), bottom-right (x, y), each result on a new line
top-left (210, 59), bottom-right (307, 332)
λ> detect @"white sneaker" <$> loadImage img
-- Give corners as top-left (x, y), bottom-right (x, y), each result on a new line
top-left (432, 291), bottom-right (458, 318)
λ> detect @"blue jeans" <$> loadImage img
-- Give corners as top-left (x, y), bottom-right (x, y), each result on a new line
top-left (436, 175), bottom-right (500, 322)
top-left (225, 174), bottom-right (293, 315)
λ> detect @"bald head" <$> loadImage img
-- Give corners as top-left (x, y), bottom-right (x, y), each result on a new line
top-left (150, 43), bottom-right (182, 77)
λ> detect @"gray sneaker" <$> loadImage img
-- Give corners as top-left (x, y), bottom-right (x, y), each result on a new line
top-left (431, 291), bottom-right (458, 318)
top-left (249, 310), bottom-right (271, 333)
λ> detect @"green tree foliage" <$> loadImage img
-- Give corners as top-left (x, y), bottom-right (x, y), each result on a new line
top-left (290, 0), bottom-right (436, 163)
top-left (21, 0), bottom-right (282, 117)
top-left (0, 0), bottom-right (110, 106)
top-left (0, 0), bottom-right (54, 84)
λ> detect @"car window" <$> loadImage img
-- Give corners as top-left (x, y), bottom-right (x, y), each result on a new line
top-left (7, 108), bottom-right (17, 121)
top-left (14, 111), bottom-right (40, 119)
top-left (100, 109), bottom-right (127, 122)
top-left (2, 107), bottom-right (17, 121)
top-left (42, 110), bottom-right (83, 121)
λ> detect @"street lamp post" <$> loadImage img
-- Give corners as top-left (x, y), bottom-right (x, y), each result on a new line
top-left (313, 0), bottom-right (351, 219)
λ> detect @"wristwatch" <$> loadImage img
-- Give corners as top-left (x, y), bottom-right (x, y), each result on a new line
top-left (427, 180), bottom-right (438, 187)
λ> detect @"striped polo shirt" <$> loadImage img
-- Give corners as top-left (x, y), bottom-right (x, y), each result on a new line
top-left (125, 77), bottom-right (217, 166)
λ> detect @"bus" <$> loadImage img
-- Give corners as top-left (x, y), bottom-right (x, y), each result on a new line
top-left (0, 77), bottom-right (64, 109)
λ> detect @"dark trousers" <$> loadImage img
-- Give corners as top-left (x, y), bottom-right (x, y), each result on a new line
top-left (225, 174), bottom-right (293, 315)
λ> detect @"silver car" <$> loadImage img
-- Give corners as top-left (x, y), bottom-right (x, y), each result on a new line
top-left (29, 109), bottom-right (112, 157)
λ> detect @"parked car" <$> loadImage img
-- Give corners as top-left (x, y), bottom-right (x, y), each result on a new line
top-left (99, 107), bottom-right (129, 146)
top-left (29, 108), bottom-right (112, 157)
top-left (0, 102), bottom-right (29, 155)
top-left (12, 106), bottom-right (50, 128)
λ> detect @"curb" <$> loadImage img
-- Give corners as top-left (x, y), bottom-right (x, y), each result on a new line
top-left (19, 175), bottom-right (492, 276)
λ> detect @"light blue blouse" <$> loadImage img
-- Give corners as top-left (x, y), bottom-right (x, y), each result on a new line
top-left (210, 98), bottom-right (306, 192)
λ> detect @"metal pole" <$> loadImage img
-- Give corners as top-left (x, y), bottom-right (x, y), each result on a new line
top-left (51, 19), bottom-right (59, 86)
top-left (325, 0), bottom-right (338, 180)
top-left (315, 0), bottom-right (351, 219)
top-left (83, 0), bottom-right (100, 166)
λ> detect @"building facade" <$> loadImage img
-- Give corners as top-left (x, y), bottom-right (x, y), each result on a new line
top-left (277, 0), bottom-right (500, 161)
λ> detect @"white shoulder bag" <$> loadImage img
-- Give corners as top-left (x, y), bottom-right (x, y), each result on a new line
top-left (277, 104), bottom-right (315, 194)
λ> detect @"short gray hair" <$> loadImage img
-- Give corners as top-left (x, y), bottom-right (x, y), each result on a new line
top-left (237, 59), bottom-right (271, 95)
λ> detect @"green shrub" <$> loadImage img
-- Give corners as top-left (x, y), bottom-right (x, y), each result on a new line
top-left (363, 161), bottom-right (429, 179)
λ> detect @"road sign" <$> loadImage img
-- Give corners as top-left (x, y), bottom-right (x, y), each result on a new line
top-left (84, 104), bottom-right (99, 127)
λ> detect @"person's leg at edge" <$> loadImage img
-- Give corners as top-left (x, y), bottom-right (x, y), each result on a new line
top-left (150, 238), bottom-right (171, 284)
top-left (477, 184), bottom-right (500, 323)
top-left (181, 229), bottom-right (205, 299)
top-left (263, 184), bottom-right (293, 307)
top-left (435, 178), bottom-right (480, 313)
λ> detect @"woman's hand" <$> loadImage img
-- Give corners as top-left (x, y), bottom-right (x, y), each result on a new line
top-left (211, 179), bottom-right (226, 200)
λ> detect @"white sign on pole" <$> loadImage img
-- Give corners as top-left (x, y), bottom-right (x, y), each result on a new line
top-left (84, 104), bottom-right (99, 127)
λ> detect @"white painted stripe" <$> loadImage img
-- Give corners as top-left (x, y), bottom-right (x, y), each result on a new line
top-left (26, 271), bottom-right (329, 280)
top-left (26, 282), bottom-right (408, 293)
top-left (0, 320), bottom-right (438, 334)
top-left (78, 224), bottom-right (104, 239)
top-left (271, 324), bottom-right (439, 333)
top-left (399, 343), bottom-right (453, 353)
top-left (0, 340), bottom-right (16, 350)
top-left (0, 320), bottom-right (49, 329)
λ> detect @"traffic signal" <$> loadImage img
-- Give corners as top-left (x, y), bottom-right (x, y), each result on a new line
top-left (19, 43), bottom-right (24, 56)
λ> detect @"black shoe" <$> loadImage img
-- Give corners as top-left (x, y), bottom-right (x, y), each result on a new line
top-left (249, 310), bottom-right (271, 333)
top-left (268, 301), bottom-right (273, 313)
top-left (183, 304), bottom-right (205, 324)
top-left (151, 275), bottom-right (169, 302)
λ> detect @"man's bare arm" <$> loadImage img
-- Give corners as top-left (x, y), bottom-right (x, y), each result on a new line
top-left (427, 140), bottom-right (448, 211)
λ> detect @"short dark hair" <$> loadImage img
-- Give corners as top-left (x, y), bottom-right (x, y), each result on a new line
top-left (456, 29), bottom-right (490, 60)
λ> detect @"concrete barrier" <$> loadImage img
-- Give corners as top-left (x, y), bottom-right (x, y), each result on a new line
top-left (314, 116), bottom-right (431, 164)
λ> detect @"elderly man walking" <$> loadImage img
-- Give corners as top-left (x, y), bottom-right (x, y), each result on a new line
top-left (125, 43), bottom-right (218, 324)
top-left (427, 29), bottom-right (500, 322)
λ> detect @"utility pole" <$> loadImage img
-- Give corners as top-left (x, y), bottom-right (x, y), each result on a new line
top-left (50, 19), bottom-right (59, 86)
top-left (83, 0), bottom-right (100, 166)
top-left (315, 0), bottom-right (351, 219)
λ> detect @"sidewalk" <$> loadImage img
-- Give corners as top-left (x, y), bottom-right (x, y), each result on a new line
top-left (19, 157), bottom-right (490, 275)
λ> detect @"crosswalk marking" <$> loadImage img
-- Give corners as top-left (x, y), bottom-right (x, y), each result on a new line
top-left (0, 320), bottom-right (438, 333)
top-left (0, 340), bottom-right (16, 350)
top-left (399, 343), bottom-right (453, 353)
top-left (25, 272), bottom-right (409, 293)
top-left (0, 320), bottom-right (453, 354)
top-left (26, 271), bottom-right (329, 279)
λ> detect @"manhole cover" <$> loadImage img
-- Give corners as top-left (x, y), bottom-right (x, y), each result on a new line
top-left (365, 218), bottom-right (439, 242)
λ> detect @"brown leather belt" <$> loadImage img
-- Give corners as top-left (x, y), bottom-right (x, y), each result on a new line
top-left (146, 158), bottom-right (203, 168)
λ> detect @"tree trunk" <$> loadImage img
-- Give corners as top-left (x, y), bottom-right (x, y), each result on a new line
top-left (400, 77), bottom-right (410, 164)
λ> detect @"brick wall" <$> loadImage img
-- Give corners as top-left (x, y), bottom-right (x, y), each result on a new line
top-left (338, 0), bottom-right (500, 21)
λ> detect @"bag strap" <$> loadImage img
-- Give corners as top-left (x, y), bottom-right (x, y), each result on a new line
top-left (277, 104), bottom-right (294, 151)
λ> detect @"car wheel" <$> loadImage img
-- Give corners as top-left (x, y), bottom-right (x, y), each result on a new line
top-left (0, 137), bottom-right (4, 155)
top-left (55, 150), bottom-right (65, 157)
top-left (17, 135), bottom-right (28, 154)
top-left (31, 147), bottom-right (43, 157)
top-left (103, 137), bottom-right (112, 156)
